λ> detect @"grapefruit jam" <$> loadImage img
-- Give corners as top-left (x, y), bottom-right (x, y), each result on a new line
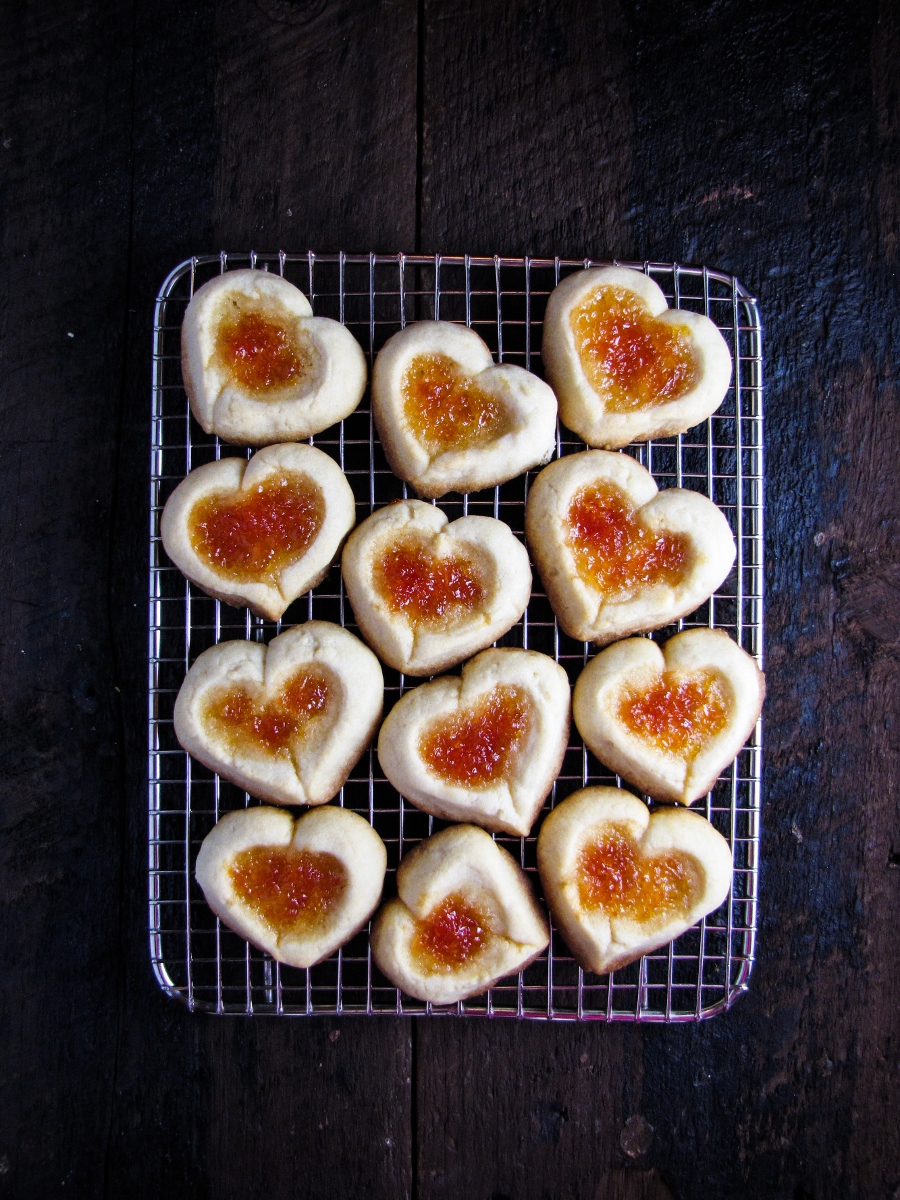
top-left (214, 300), bottom-right (311, 394)
top-left (570, 285), bottom-right (698, 412)
top-left (619, 670), bottom-right (729, 759)
top-left (576, 824), bottom-right (700, 923)
top-left (402, 352), bottom-right (510, 451)
top-left (375, 538), bottom-right (486, 625)
top-left (411, 893), bottom-right (490, 973)
top-left (568, 482), bottom-right (690, 594)
top-left (203, 668), bottom-right (331, 758)
top-left (230, 846), bottom-right (347, 934)
top-left (189, 472), bottom-right (324, 583)
top-left (420, 686), bottom-right (530, 787)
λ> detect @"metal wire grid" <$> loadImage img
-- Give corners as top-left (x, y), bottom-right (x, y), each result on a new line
top-left (149, 252), bottom-right (763, 1021)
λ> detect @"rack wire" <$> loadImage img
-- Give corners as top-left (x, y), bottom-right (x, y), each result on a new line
top-left (149, 252), bottom-right (763, 1020)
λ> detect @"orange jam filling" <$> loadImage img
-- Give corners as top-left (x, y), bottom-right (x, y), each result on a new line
top-left (571, 285), bottom-right (699, 411)
top-left (568, 481), bottom-right (691, 594)
top-left (203, 668), bottom-right (331, 758)
top-left (214, 300), bottom-right (311, 394)
top-left (420, 686), bottom-right (531, 787)
top-left (375, 538), bottom-right (486, 625)
top-left (402, 352), bottom-right (511, 451)
top-left (577, 825), bottom-right (700, 922)
top-left (411, 893), bottom-right (490, 973)
top-left (189, 472), bottom-right (324, 583)
top-left (619, 670), bottom-right (730, 759)
top-left (230, 845), bottom-right (347, 934)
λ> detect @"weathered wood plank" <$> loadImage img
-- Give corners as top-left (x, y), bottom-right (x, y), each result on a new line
top-left (416, 1), bottom-right (900, 1197)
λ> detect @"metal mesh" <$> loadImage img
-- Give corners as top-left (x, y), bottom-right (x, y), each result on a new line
top-left (149, 252), bottom-right (763, 1020)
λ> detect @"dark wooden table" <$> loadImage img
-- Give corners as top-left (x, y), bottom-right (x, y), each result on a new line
top-left (1, 2), bottom-right (898, 1197)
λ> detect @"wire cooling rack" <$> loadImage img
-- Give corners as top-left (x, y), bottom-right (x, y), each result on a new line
top-left (149, 252), bottom-right (763, 1020)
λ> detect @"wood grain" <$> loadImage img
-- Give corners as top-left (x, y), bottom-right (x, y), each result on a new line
top-left (104, 1), bottom-right (419, 1194)
top-left (0, 4), bottom-right (133, 1197)
top-left (415, 7), bottom-right (644, 1199)
top-left (0, 0), bottom-right (417, 1197)
top-left (416, 1), bottom-right (900, 1198)
top-left (1, 0), bottom-right (898, 1197)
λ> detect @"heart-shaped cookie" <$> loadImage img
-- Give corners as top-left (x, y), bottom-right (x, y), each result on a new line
top-left (525, 450), bottom-right (735, 644)
top-left (377, 648), bottom-right (570, 836)
top-left (537, 786), bottom-right (732, 974)
top-left (372, 320), bottom-right (557, 498)
top-left (342, 499), bottom-right (532, 676)
top-left (573, 628), bottom-right (764, 804)
top-left (160, 443), bottom-right (356, 621)
top-left (370, 824), bottom-right (550, 1004)
top-left (173, 621), bottom-right (383, 806)
top-left (195, 805), bottom-right (387, 968)
top-left (542, 265), bottom-right (732, 448)
top-left (182, 269), bottom-right (367, 445)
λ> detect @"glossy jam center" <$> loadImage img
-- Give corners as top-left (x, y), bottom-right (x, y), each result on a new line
top-left (568, 482), bottom-right (691, 594)
top-left (571, 285), bottom-right (699, 412)
top-left (189, 472), bottom-right (324, 583)
top-left (402, 352), bottom-right (510, 451)
top-left (420, 686), bottom-right (531, 787)
top-left (203, 668), bottom-right (331, 758)
top-left (577, 825), bottom-right (701, 923)
top-left (214, 301), bottom-right (311, 394)
top-left (230, 846), bottom-right (347, 934)
top-left (375, 538), bottom-right (486, 625)
top-left (411, 893), bottom-right (490, 973)
top-left (619, 670), bottom-right (730, 759)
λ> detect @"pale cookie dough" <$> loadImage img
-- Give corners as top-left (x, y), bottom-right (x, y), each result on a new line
top-left (372, 321), bottom-right (557, 498)
top-left (542, 265), bottom-right (732, 448)
top-left (377, 648), bottom-right (570, 836)
top-left (537, 786), bottom-right (732, 975)
top-left (195, 805), bottom-right (387, 969)
top-left (161, 442), bottom-right (356, 621)
top-left (182, 269), bottom-right (367, 444)
top-left (573, 628), bottom-right (764, 804)
top-left (371, 824), bottom-right (550, 1004)
top-left (525, 450), bottom-right (735, 644)
top-left (342, 499), bottom-right (532, 676)
top-left (173, 621), bottom-right (383, 806)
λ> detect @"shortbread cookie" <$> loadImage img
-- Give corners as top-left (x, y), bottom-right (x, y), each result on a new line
top-left (371, 824), bottom-right (549, 1004)
top-left (182, 269), bottom-right (367, 444)
top-left (173, 622), bottom-right (383, 806)
top-left (525, 450), bottom-right (735, 644)
top-left (161, 443), bottom-right (356, 621)
top-left (542, 265), bottom-right (732, 448)
top-left (537, 786), bottom-right (732, 974)
top-left (377, 648), bottom-right (570, 836)
top-left (372, 321), bottom-right (557, 498)
top-left (573, 629), bottom-right (764, 804)
top-left (342, 500), bottom-right (532, 676)
top-left (195, 805), bottom-right (387, 968)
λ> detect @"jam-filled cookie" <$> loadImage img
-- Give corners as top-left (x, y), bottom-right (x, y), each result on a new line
top-left (370, 824), bottom-right (549, 1004)
top-left (182, 269), bottom-right (367, 444)
top-left (342, 500), bottom-right (532, 676)
top-left (195, 805), bottom-right (387, 968)
top-left (173, 622), bottom-right (383, 806)
top-left (377, 648), bottom-right (570, 836)
top-left (372, 321), bottom-right (557, 498)
top-left (161, 443), bottom-right (356, 621)
top-left (525, 450), bottom-right (735, 644)
top-left (537, 786), bottom-right (732, 975)
top-left (542, 265), bottom-right (732, 448)
top-left (573, 628), bottom-right (764, 805)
